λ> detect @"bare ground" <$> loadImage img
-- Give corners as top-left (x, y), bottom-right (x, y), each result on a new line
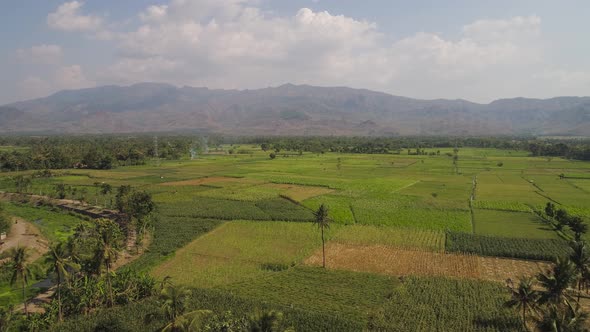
top-left (0, 217), bottom-right (49, 262)
top-left (304, 243), bottom-right (551, 282)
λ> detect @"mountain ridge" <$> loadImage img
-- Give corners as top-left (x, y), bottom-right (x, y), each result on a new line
top-left (1, 83), bottom-right (589, 136)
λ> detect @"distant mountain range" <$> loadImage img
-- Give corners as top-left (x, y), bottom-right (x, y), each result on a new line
top-left (1, 83), bottom-right (589, 136)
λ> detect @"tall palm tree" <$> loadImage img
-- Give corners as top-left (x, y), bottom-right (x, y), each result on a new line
top-left (146, 285), bottom-right (212, 332)
top-left (45, 242), bottom-right (79, 321)
top-left (537, 258), bottom-right (577, 307)
top-left (569, 241), bottom-right (590, 304)
top-left (249, 310), bottom-right (293, 332)
top-left (313, 204), bottom-right (330, 268)
top-left (93, 219), bottom-right (122, 307)
top-left (8, 247), bottom-right (32, 316)
top-left (569, 218), bottom-right (588, 242)
top-left (505, 277), bottom-right (540, 330)
top-left (536, 302), bottom-right (588, 332)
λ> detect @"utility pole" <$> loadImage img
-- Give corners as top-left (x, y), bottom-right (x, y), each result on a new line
top-left (154, 136), bottom-right (160, 167)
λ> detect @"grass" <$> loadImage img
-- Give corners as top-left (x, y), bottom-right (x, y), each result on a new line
top-left (446, 231), bottom-right (571, 261)
top-left (1, 147), bottom-right (590, 330)
top-left (151, 221), bottom-right (327, 288)
top-left (351, 198), bottom-right (472, 232)
top-left (124, 216), bottom-right (222, 272)
top-left (3, 202), bottom-right (90, 243)
top-left (157, 196), bottom-right (314, 221)
top-left (372, 276), bottom-right (523, 331)
top-left (473, 209), bottom-right (558, 239)
top-left (332, 225), bottom-right (445, 252)
top-left (472, 200), bottom-right (532, 212)
top-left (223, 267), bottom-right (398, 319)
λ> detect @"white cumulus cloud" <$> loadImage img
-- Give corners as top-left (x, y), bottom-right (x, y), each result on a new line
top-left (47, 1), bottom-right (102, 31)
top-left (10, 0), bottom-right (587, 103)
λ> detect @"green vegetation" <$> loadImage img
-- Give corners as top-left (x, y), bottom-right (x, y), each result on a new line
top-left (151, 221), bottom-right (326, 288)
top-left (1, 136), bottom-right (590, 331)
top-left (446, 231), bottom-right (571, 261)
top-left (474, 209), bottom-right (557, 239)
top-left (332, 225), bottom-right (445, 251)
top-left (370, 277), bottom-right (523, 331)
top-left (3, 202), bottom-right (90, 242)
top-left (125, 216), bottom-right (221, 272)
top-left (225, 267), bottom-right (397, 319)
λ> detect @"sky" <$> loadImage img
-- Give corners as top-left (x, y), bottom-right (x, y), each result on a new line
top-left (1, 0), bottom-right (589, 104)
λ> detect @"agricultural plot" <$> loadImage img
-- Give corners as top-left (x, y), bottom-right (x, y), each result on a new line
top-left (372, 277), bottom-right (523, 331)
top-left (151, 221), bottom-right (325, 288)
top-left (476, 172), bottom-right (546, 206)
top-left (304, 243), bottom-right (548, 282)
top-left (472, 200), bottom-right (532, 212)
top-left (446, 231), bottom-right (571, 261)
top-left (351, 198), bottom-right (472, 232)
top-left (473, 209), bottom-right (557, 239)
top-left (124, 216), bottom-right (222, 271)
top-left (523, 174), bottom-right (590, 208)
top-left (157, 194), bottom-right (315, 222)
top-left (332, 225), bottom-right (445, 252)
top-left (224, 267), bottom-right (397, 319)
top-left (302, 194), bottom-right (356, 224)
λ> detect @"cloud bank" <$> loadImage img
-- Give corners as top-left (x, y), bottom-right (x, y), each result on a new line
top-left (9, 0), bottom-right (590, 103)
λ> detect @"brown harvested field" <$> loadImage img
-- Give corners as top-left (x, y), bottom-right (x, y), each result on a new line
top-left (160, 176), bottom-right (250, 186)
top-left (265, 183), bottom-right (334, 201)
top-left (304, 243), bottom-right (550, 282)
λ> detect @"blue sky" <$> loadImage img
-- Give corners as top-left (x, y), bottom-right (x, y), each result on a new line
top-left (1, 0), bottom-right (589, 104)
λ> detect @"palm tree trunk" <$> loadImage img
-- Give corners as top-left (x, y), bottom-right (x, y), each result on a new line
top-left (57, 273), bottom-right (62, 322)
top-left (321, 226), bottom-right (326, 268)
top-left (522, 306), bottom-right (526, 330)
top-left (578, 279), bottom-right (582, 306)
top-left (106, 263), bottom-right (113, 307)
top-left (22, 277), bottom-right (28, 316)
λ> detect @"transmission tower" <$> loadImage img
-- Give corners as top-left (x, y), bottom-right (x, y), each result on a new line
top-left (154, 136), bottom-right (160, 166)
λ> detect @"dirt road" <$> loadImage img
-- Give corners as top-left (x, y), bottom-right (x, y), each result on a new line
top-left (0, 217), bottom-right (49, 262)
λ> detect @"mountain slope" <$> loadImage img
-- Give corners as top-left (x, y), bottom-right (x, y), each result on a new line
top-left (1, 83), bottom-right (589, 136)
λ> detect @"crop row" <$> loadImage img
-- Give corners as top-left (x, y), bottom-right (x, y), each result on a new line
top-left (445, 231), bottom-right (571, 261)
top-left (472, 200), bottom-right (532, 212)
top-left (157, 197), bottom-right (314, 222)
top-left (373, 276), bottom-right (523, 331)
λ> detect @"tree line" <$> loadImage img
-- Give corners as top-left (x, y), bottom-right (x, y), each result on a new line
top-left (1, 135), bottom-right (589, 172)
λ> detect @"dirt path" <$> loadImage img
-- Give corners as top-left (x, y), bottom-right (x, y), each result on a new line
top-left (0, 217), bottom-right (49, 262)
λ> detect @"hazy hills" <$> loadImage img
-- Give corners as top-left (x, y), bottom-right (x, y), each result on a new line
top-left (1, 83), bottom-right (589, 136)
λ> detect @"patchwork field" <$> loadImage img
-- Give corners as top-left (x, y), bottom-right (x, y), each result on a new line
top-left (151, 221), bottom-right (325, 288)
top-left (1, 145), bottom-right (589, 330)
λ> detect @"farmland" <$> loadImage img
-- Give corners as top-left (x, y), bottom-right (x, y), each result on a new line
top-left (1, 143), bottom-right (589, 330)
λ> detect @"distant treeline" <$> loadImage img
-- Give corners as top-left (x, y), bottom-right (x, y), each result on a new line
top-left (0, 136), bottom-right (196, 171)
top-left (0, 135), bottom-right (589, 171)
top-left (235, 136), bottom-right (590, 159)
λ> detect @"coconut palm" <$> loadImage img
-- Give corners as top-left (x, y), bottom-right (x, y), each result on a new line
top-left (536, 302), bottom-right (588, 332)
top-left (569, 218), bottom-right (588, 242)
top-left (146, 284), bottom-right (212, 332)
top-left (45, 242), bottom-right (80, 321)
top-left (249, 310), bottom-right (293, 332)
top-left (8, 247), bottom-right (32, 316)
top-left (537, 258), bottom-right (577, 307)
top-left (569, 241), bottom-right (590, 304)
top-left (93, 219), bottom-right (123, 307)
top-left (313, 204), bottom-right (330, 268)
top-left (505, 277), bottom-right (540, 330)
